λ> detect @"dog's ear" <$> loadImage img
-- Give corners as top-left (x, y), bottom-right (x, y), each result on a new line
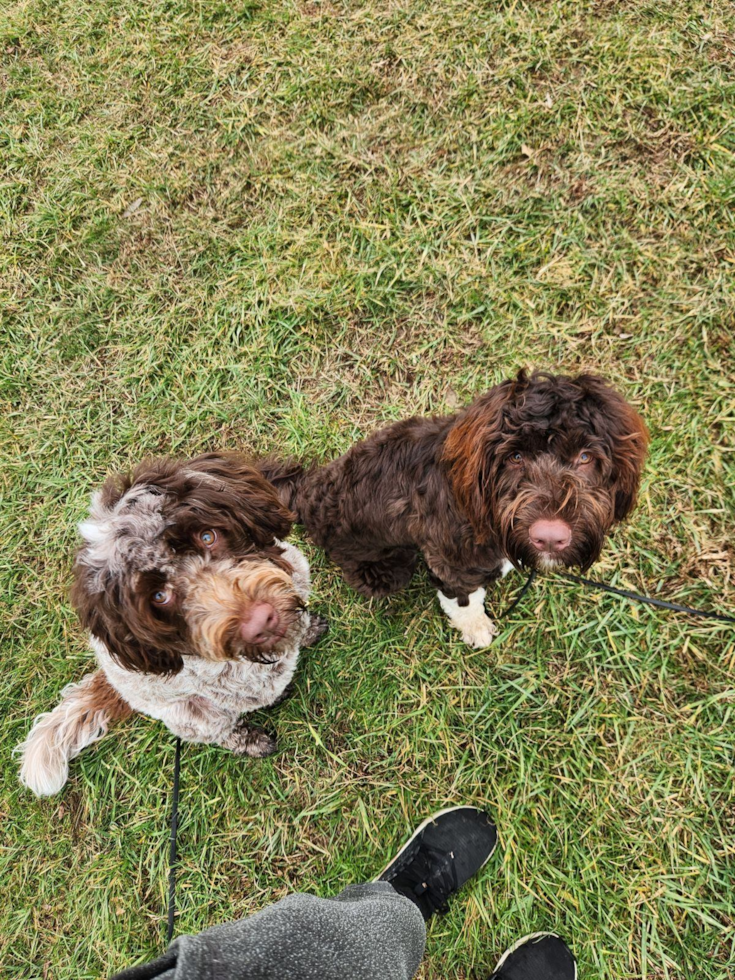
top-left (183, 453), bottom-right (295, 547)
top-left (71, 563), bottom-right (184, 676)
top-left (577, 376), bottom-right (649, 522)
top-left (442, 374), bottom-right (525, 542)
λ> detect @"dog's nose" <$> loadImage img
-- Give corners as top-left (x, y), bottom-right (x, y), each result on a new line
top-left (529, 520), bottom-right (572, 553)
top-left (240, 602), bottom-right (281, 644)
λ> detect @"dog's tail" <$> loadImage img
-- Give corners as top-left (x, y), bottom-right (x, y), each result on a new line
top-left (16, 670), bottom-right (132, 797)
top-left (258, 457), bottom-right (307, 518)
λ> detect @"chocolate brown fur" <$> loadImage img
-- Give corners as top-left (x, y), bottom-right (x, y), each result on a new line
top-left (72, 453), bottom-right (296, 675)
top-left (261, 371), bottom-right (648, 610)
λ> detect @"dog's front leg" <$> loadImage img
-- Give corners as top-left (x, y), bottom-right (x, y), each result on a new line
top-left (154, 700), bottom-right (276, 758)
top-left (425, 556), bottom-right (499, 648)
top-left (437, 587), bottom-right (498, 648)
top-left (220, 718), bottom-right (278, 758)
top-left (301, 612), bottom-right (329, 647)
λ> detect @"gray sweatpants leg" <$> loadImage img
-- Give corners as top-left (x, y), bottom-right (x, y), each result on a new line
top-left (110, 882), bottom-right (426, 980)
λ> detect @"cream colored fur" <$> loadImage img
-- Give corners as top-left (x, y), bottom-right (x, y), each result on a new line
top-left (437, 587), bottom-right (498, 648)
top-left (16, 673), bottom-right (119, 797)
top-left (17, 540), bottom-right (311, 797)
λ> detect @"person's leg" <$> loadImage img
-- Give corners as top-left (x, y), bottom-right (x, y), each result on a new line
top-left (110, 882), bottom-right (424, 980)
top-left (110, 806), bottom-right (497, 980)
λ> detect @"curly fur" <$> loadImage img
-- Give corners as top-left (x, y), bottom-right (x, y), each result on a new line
top-left (261, 370), bottom-right (648, 647)
top-left (17, 454), bottom-right (327, 796)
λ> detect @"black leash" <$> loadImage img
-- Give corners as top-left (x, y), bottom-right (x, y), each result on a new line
top-left (166, 736), bottom-right (182, 945)
top-left (499, 567), bottom-right (735, 624)
top-left (499, 568), bottom-right (537, 617)
top-left (560, 572), bottom-right (735, 624)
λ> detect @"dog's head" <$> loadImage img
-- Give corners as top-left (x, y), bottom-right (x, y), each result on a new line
top-left (72, 453), bottom-right (303, 675)
top-left (443, 371), bottom-right (648, 571)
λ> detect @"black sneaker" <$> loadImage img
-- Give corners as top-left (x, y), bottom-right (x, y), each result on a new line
top-left (489, 933), bottom-right (576, 980)
top-left (377, 805), bottom-right (497, 920)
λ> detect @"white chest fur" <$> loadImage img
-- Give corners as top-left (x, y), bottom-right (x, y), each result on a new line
top-left (92, 540), bottom-right (311, 731)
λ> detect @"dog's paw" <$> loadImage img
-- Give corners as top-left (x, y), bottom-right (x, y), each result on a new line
top-left (303, 612), bottom-right (329, 647)
top-left (438, 588), bottom-right (498, 648)
top-left (223, 723), bottom-right (278, 758)
top-left (243, 730), bottom-right (278, 758)
top-left (460, 615), bottom-right (498, 648)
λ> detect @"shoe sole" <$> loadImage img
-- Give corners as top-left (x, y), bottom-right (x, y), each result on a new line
top-left (375, 804), bottom-right (498, 881)
top-left (492, 932), bottom-right (577, 980)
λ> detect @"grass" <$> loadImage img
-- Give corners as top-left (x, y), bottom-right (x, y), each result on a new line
top-left (1, 0), bottom-right (734, 976)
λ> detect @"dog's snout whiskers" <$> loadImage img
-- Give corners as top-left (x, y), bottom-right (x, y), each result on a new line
top-left (182, 558), bottom-right (302, 663)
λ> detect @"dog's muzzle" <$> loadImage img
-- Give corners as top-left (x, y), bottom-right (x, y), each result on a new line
top-left (498, 460), bottom-right (614, 573)
top-left (180, 557), bottom-right (304, 662)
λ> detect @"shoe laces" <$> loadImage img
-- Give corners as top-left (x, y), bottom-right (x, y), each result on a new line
top-left (390, 844), bottom-right (458, 915)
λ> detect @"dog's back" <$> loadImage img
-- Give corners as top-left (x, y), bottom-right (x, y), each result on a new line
top-left (260, 416), bottom-right (468, 599)
top-left (261, 415), bottom-right (453, 548)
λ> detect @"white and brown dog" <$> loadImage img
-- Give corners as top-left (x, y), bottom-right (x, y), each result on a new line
top-left (17, 454), bottom-right (327, 796)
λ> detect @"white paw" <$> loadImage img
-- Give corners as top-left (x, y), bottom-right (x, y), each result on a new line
top-left (459, 615), bottom-right (498, 648)
top-left (499, 559), bottom-right (515, 578)
top-left (437, 589), bottom-right (499, 648)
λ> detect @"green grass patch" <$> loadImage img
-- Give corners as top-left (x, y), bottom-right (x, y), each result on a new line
top-left (1, 0), bottom-right (734, 977)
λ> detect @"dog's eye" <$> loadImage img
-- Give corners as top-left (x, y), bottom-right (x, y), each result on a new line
top-left (197, 529), bottom-right (218, 548)
top-left (151, 588), bottom-right (173, 606)
top-left (508, 452), bottom-right (523, 465)
top-left (577, 452), bottom-right (592, 465)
